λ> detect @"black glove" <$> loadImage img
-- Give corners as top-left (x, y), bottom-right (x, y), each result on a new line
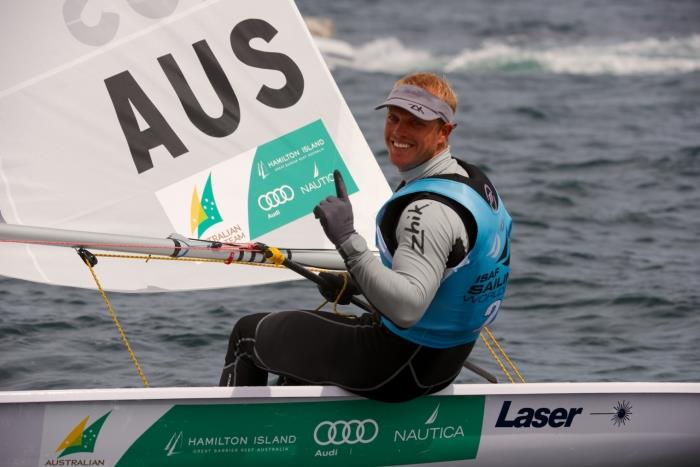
top-left (313, 170), bottom-right (356, 246)
top-left (317, 272), bottom-right (360, 305)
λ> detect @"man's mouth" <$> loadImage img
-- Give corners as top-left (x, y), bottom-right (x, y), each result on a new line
top-left (392, 141), bottom-right (411, 149)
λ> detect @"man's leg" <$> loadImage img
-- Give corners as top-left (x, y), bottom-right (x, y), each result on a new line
top-left (253, 310), bottom-right (418, 390)
top-left (219, 313), bottom-right (269, 386)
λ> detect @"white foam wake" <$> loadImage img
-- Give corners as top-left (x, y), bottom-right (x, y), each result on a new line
top-left (315, 35), bottom-right (700, 76)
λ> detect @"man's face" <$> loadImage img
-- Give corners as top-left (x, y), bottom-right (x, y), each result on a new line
top-left (383, 106), bottom-right (451, 171)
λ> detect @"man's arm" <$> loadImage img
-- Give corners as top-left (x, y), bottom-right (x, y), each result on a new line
top-left (342, 199), bottom-right (468, 327)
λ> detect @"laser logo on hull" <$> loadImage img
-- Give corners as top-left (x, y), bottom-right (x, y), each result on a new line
top-left (495, 401), bottom-right (583, 428)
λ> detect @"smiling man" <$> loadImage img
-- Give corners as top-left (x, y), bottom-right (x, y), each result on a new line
top-left (382, 79), bottom-right (456, 171)
top-left (220, 72), bottom-right (512, 402)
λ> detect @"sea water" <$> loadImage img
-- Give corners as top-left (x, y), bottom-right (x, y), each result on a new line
top-left (1, 0), bottom-right (699, 389)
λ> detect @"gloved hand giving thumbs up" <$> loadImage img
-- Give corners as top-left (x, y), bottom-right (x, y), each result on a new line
top-left (313, 170), bottom-right (356, 246)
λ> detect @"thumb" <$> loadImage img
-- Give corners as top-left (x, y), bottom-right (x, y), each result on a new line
top-left (333, 170), bottom-right (348, 199)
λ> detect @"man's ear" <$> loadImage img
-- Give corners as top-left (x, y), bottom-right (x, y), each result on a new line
top-left (439, 122), bottom-right (455, 144)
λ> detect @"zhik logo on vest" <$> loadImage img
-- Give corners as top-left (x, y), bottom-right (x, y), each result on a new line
top-left (45, 411), bottom-right (111, 466)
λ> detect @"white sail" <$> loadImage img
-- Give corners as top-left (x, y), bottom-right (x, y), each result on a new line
top-left (0, 0), bottom-right (390, 291)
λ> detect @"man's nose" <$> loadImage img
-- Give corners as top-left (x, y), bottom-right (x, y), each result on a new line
top-left (391, 120), bottom-right (410, 137)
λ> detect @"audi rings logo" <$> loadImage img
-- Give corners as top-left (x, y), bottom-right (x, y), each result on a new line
top-left (257, 185), bottom-right (295, 211)
top-left (313, 419), bottom-right (379, 446)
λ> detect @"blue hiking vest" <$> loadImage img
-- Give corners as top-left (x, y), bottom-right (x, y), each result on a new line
top-left (376, 161), bottom-right (512, 348)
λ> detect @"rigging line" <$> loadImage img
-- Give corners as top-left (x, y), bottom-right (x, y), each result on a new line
top-left (262, 245), bottom-right (374, 312)
top-left (77, 249), bottom-right (149, 388)
top-left (93, 252), bottom-right (341, 276)
top-left (480, 331), bottom-right (514, 384)
top-left (330, 273), bottom-right (357, 318)
top-left (94, 252), bottom-right (286, 269)
top-left (0, 237), bottom-right (259, 253)
top-left (266, 246), bottom-right (360, 317)
top-left (312, 286), bottom-right (356, 318)
top-left (483, 326), bottom-right (526, 383)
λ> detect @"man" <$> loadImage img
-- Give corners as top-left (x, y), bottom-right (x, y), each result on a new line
top-left (220, 72), bottom-right (511, 402)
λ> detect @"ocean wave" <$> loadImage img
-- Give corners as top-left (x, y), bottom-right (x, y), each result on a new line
top-left (316, 35), bottom-right (700, 76)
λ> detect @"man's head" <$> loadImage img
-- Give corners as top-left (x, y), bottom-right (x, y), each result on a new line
top-left (376, 72), bottom-right (457, 171)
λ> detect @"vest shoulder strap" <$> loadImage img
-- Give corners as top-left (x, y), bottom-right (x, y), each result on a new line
top-left (382, 159), bottom-right (501, 264)
top-left (393, 159), bottom-right (501, 211)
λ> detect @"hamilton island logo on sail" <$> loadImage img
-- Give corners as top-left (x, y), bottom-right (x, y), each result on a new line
top-left (45, 411), bottom-right (111, 465)
top-left (190, 172), bottom-right (223, 237)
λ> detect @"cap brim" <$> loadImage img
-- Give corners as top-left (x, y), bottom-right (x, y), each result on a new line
top-left (375, 99), bottom-right (444, 121)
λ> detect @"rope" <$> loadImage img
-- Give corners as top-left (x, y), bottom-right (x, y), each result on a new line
top-left (484, 326), bottom-right (526, 383)
top-left (480, 326), bottom-right (526, 384)
top-left (314, 272), bottom-right (356, 318)
top-left (331, 273), bottom-right (356, 318)
top-left (94, 252), bottom-right (285, 269)
top-left (81, 254), bottom-right (150, 388)
top-left (92, 252), bottom-right (340, 274)
top-left (79, 250), bottom-right (293, 388)
top-left (480, 331), bottom-right (514, 384)
top-left (97, 251), bottom-right (357, 316)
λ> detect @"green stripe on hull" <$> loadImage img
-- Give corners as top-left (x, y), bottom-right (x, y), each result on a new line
top-left (117, 395), bottom-right (485, 466)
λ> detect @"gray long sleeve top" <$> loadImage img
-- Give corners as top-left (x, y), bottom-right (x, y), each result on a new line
top-left (341, 148), bottom-right (469, 328)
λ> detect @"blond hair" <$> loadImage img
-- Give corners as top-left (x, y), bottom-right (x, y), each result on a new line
top-left (395, 72), bottom-right (457, 113)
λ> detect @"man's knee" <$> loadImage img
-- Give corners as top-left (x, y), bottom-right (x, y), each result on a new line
top-left (231, 312), bottom-right (269, 339)
top-left (224, 313), bottom-right (269, 364)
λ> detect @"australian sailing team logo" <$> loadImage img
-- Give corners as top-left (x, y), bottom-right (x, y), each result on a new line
top-left (190, 172), bottom-right (223, 237)
top-left (46, 411), bottom-right (111, 465)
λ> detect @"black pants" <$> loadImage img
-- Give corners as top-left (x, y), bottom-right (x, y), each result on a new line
top-left (219, 310), bottom-right (475, 403)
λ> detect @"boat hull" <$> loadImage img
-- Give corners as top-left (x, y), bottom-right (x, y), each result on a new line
top-left (1, 383), bottom-right (698, 466)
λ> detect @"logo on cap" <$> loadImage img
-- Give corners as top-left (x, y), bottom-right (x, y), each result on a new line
top-left (409, 104), bottom-right (424, 114)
